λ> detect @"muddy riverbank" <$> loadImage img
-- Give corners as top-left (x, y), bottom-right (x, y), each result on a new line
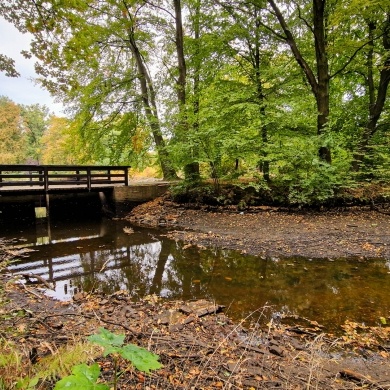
top-left (1, 269), bottom-right (389, 390)
top-left (126, 197), bottom-right (390, 259)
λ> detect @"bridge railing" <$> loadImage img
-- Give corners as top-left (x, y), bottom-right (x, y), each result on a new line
top-left (0, 165), bottom-right (130, 191)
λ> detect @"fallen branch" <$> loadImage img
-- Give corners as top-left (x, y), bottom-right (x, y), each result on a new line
top-left (340, 369), bottom-right (385, 389)
top-left (99, 258), bottom-right (111, 273)
top-left (21, 283), bottom-right (43, 299)
top-left (286, 326), bottom-right (318, 337)
top-left (21, 273), bottom-right (54, 290)
top-left (371, 201), bottom-right (390, 216)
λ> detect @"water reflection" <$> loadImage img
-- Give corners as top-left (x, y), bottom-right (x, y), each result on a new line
top-left (4, 217), bottom-right (390, 330)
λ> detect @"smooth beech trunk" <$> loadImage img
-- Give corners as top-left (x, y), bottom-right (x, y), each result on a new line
top-left (174, 0), bottom-right (200, 180)
top-left (268, 0), bottom-right (331, 163)
top-left (127, 27), bottom-right (178, 180)
top-left (353, 15), bottom-right (390, 170)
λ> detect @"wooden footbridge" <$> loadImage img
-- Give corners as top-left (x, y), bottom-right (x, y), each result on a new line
top-left (0, 165), bottom-right (170, 218)
top-left (0, 165), bottom-right (129, 194)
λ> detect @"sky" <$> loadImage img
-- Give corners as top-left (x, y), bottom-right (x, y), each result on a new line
top-left (0, 17), bottom-right (65, 116)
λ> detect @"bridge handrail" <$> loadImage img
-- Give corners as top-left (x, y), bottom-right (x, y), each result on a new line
top-left (0, 165), bottom-right (130, 191)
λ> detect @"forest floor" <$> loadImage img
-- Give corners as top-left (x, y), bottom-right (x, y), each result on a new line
top-left (1, 270), bottom-right (390, 390)
top-left (1, 195), bottom-right (390, 389)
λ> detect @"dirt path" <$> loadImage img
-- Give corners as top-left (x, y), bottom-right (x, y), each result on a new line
top-left (127, 198), bottom-right (390, 259)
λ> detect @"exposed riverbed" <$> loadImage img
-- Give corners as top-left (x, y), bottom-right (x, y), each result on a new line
top-left (3, 210), bottom-right (390, 332)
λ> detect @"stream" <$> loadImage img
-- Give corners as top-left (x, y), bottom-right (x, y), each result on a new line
top-left (3, 214), bottom-right (390, 331)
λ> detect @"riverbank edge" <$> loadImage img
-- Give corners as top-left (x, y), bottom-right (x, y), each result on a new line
top-left (125, 195), bottom-right (390, 259)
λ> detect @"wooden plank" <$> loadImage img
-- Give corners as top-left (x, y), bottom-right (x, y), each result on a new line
top-left (0, 165), bottom-right (44, 171)
top-left (89, 173), bottom-right (125, 178)
top-left (0, 174), bottom-right (43, 179)
top-left (45, 174), bottom-right (87, 179)
top-left (47, 181), bottom-right (86, 186)
top-left (0, 164), bottom-right (130, 170)
top-left (90, 179), bottom-right (125, 185)
top-left (0, 181), bottom-right (45, 187)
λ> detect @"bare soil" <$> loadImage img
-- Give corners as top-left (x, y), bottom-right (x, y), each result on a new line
top-left (126, 196), bottom-right (390, 260)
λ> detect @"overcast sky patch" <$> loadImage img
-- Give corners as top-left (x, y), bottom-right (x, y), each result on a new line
top-left (0, 17), bottom-right (65, 115)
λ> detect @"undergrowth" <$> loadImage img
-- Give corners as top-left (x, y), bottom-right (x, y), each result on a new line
top-left (0, 340), bottom-right (100, 390)
top-left (170, 178), bottom-right (390, 208)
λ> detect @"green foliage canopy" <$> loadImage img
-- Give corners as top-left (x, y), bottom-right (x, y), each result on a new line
top-left (0, 0), bottom-right (389, 202)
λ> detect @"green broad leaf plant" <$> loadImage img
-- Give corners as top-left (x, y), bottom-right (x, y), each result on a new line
top-left (54, 327), bottom-right (162, 390)
top-left (54, 363), bottom-right (109, 390)
top-left (88, 327), bottom-right (162, 373)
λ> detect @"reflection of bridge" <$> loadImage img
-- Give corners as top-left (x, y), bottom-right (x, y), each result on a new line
top-left (0, 165), bottom-right (129, 194)
top-left (9, 231), bottom-right (157, 283)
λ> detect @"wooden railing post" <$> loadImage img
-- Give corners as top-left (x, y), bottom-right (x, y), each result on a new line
top-left (44, 167), bottom-right (49, 191)
top-left (39, 169), bottom-right (44, 186)
top-left (125, 167), bottom-right (129, 186)
top-left (87, 167), bottom-right (91, 191)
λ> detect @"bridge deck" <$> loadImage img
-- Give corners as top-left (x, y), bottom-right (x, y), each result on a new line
top-left (0, 183), bottom-right (125, 195)
top-left (0, 165), bottom-right (130, 194)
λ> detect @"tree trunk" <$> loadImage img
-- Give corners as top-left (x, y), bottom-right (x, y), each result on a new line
top-left (313, 0), bottom-right (331, 163)
top-left (127, 31), bottom-right (177, 179)
top-left (353, 15), bottom-right (390, 170)
top-left (268, 0), bottom-right (331, 163)
top-left (254, 10), bottom-right (270, 181)
top-left (189, 0), bottom-right (201, 180)
top-left (174, 0), bottom-right (200, 180)
top-left (174, 0), bottom-right (186, 106)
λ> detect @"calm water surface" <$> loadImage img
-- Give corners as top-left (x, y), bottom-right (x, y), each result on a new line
top-left (3, 216), bottom-right (390, 331)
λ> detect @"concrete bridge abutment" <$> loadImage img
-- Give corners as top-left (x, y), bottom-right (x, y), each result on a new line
top-left (109, 182), bottom-right (171, 216)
